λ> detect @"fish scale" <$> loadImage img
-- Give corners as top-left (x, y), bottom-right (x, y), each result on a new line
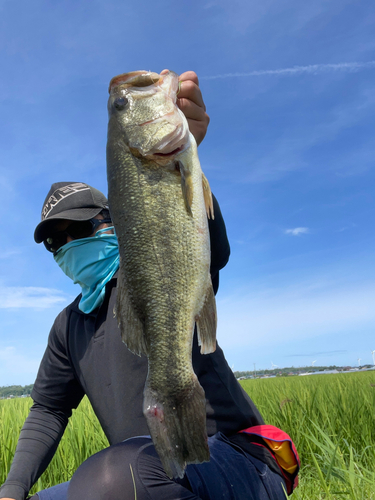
top-left (106, 70), bottom-right (217, 478)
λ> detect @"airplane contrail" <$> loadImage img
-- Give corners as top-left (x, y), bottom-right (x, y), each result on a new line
top-left (201, 61), bottom-right (375, 80)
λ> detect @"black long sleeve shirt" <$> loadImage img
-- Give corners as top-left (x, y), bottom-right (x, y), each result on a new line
top-left (0, 197), bottom-right (264, 500)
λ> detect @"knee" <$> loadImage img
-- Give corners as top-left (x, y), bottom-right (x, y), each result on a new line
top-left (68, 437), bottom-right (152, 500)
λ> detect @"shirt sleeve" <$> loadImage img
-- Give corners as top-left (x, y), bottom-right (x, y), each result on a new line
top-left (0, 310), bottom-right (85, 500)
top-left (31, 308), bottom-right (84, 412)
top-left (208, 194), bottom-right (231, 294)
top-left (0, 403), bottom-right (69, 500)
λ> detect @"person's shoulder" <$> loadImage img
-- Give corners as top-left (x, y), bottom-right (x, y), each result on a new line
top-left (50, 294), bottom-right (82, 338)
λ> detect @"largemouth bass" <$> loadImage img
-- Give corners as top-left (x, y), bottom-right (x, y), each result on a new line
top-left (106, 70), bottom-right (217, 478)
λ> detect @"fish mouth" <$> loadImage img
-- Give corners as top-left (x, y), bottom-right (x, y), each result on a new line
top-left (108, 71), bottom-right (162, 93)
top-left (153, 146), bottom-right (185, 157)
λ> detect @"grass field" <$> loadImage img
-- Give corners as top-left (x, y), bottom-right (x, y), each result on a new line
top-left (241, 371), bottom-right (375, 499)
top-left (1, 371), bottom-right (374, 498)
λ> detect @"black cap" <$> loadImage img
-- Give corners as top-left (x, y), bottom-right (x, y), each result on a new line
top-left (34, 182), bottom-right (109, 243)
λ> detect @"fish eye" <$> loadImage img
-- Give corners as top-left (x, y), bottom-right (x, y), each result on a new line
top-left (114, 97), bottom-right (129, 110)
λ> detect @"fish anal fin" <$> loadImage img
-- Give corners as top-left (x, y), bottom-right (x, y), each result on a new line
top-left (115, 266), bottom-right (148, 356)
top-left (202, 173), bottom-right (214, 220)
top-left (196, 283), bottom-right (217, 354)
top-left (176, 160), bottom-right (193, 217)
top-left (143, 379), bottom-right (210, 479)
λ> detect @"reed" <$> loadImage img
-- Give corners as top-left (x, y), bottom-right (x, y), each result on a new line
top-left (1, 370), bottom-right (374, 498)
top-left (241, 371), bottom-right (375, 499)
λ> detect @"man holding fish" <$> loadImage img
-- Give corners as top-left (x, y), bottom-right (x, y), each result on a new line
top-left (0, 71), bottom-right (297, 500)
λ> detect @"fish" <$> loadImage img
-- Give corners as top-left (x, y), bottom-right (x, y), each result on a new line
top-left (106, 70), bottom-right (217, 479)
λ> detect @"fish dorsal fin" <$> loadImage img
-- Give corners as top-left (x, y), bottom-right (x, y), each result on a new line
top-left (202, 173), bottom-right (214, 220)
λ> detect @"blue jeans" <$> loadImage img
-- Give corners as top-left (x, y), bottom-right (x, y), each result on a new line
top-left (30, 481), bottom-right (69, 500)
top-left (33, 433), bottom-right (286, 499)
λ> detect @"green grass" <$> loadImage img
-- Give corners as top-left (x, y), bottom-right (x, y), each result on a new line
top-left (1, 371), bottom-right (374, 498)
top-left (0, 397), bottom-right (108, 495)
top-left (240, 371), bottom-right (375, 499)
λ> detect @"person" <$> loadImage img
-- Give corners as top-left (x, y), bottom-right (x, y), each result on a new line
top-left (0, 71), bottom-right (297, 500)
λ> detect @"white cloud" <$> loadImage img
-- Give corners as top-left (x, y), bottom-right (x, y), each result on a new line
top-left (0, 248), bottom-right (22, 259)
top-left (216, 281), bottom-right (375, 349)
top-left (0, 287), bottom-right (71, 309)
top-left (0, 346), bottom-right (40, 384)
top-left (285, 227), bottom-right (309, 236)
top-left (203, 2), bottom-right (217, 9)
top-left (202, 61), bottom-right (375, 80)
top-left (233, 82), bottom-right (375, 184)
top-left (202, 0), bottom-right (338, 36)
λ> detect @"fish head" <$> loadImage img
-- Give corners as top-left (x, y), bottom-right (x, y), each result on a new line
top-left (107, 70), bottom-right (190, 163)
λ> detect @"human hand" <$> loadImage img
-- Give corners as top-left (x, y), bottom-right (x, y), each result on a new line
top-left (161, 69), bottom-right (210, 146)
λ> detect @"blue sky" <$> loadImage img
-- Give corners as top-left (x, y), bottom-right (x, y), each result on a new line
top-left (1, 0), bottom-right (375, 385)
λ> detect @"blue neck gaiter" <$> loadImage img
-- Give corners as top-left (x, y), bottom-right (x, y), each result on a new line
top-left (54, 227), bottom-right (120, 314)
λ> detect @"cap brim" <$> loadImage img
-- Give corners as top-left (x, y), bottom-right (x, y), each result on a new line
top-left (34, 207), bottom-right (103, 243)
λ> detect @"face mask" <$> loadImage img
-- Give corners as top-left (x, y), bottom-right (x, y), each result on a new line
top-left (54, 227), bottom-right (120, 313)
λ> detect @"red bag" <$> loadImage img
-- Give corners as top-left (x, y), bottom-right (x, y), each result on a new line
top-left (239, 425), bottom-right (300, 495)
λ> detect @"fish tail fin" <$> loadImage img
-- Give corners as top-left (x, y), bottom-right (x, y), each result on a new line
top-left (115, 265), bottom-right (148, 356)
top-left (143, 379), bottom-right (210, 479)
top-left (196, 283), bottom-right (217, 354)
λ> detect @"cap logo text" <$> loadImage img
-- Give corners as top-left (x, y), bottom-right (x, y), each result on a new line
top-left (42, 183), bottom-right (90, 219)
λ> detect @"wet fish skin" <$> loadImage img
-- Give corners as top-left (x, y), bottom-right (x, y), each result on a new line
top-left (106, 71), bottom-right (217, 478)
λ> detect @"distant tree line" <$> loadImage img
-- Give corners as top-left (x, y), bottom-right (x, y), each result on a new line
top-left (234, 365), bottom-right (342, 378)
top-left (0, 385), bottom-right (33, 398)
top-left (0, 364), bottom-right (354, 395)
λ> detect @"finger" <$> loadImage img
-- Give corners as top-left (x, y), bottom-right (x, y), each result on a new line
top-left (185, 117), bottom-right (210, 146)
top-left (178, 98), bottom-right (210, 146)
top-left (179, 71), bottom-right (199, 86)
top-left (177, 97), bottom-right (206, 121)
top-left (177, 80), bottom-right (206, 111)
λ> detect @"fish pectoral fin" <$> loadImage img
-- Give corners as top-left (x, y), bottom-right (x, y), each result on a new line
top-left (202, 173), bottom-right (214, 220)
top-left (143, 379), bottom-right (210, 479)
top-left (115, 266), bottom-right (148, 356)
top-left (196, 283), bottom-right (217, 354)
top-left (176, 160), bottom-right (193, 217)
